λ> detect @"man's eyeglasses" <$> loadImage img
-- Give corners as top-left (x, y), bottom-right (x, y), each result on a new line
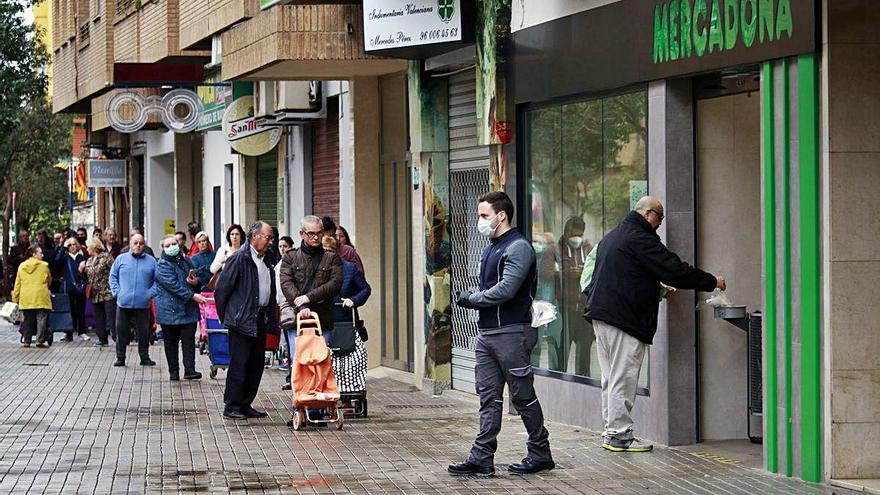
top-left (301, 230), bottom-right (322, 238)
top-left (255, 233), bottom-right (274, 241)
top-left (648, 209), bottom-right (665, 221)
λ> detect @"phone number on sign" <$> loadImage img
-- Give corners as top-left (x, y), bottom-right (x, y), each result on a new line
top-left (419, 27), bottom-right (459, 41)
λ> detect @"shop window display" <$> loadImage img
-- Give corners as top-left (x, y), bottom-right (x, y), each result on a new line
top-left (526, 90), bottom-right (649, 387)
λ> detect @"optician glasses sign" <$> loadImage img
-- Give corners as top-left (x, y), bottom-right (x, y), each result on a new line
top-left (106, 89), bottom-right (204, 133)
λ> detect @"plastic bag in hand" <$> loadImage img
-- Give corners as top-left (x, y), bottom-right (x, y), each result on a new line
top-left (696, 289), bottom-right (732, 310)
top-left (531, 300), bottom-right (558, 327)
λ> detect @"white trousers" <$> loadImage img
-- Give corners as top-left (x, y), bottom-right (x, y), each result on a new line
top-left (594, 320), bottom-right (647, 441)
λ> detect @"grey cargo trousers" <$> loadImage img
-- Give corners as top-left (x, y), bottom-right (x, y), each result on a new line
top-left (467, 329), bottom-right (552, 467)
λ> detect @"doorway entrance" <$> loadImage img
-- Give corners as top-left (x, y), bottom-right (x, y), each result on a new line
top-left (694, 68), bottom-right (763, 453)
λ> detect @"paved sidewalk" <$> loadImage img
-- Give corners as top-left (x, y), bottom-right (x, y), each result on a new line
top-left (0, 326), bottom-right (856, 494)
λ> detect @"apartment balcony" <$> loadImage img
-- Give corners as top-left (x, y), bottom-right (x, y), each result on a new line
top-left (221, 3), bottom-right (406, 81)
top-left (52, 1), bottom-right (115, 113)
top-left (178, 0), bottom-right (260, 50)
top-left (113, 0), bottom-right (210, 63)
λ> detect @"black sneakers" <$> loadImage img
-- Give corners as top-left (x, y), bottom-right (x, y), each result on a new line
top-left (113, 360), bottom-right (125, 367)
top-left (223, 409), bottom-right (247, 420)
top-left (447, 461), bottom-right (494, 477)
top-left (242, 406), bottom-right (268, 418)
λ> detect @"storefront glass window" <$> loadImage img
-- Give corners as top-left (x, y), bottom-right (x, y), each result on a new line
top-left (526, 90), bottom-right (649, 388)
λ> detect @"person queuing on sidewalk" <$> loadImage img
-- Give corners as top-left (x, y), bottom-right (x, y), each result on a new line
top-left (214, 221), bottom-right (277, 420)
top-left (190, 231), bottom-right (214, 290)
top-left (320, 217), bottom-right (364, 274)
top-left (582, 196), bottom-right (726, 453)
top-left (7, 229), bottom-right (31, 294)
top-left (49, 233), bottom-right (64, 290)
top-left (153, 235), bottom-right (207, 381)
top-left (58, 237), bottom-right (87, 342)
top-left (278, 216), bottom-right (343, 390)
top-left (186, 221), bottom-right (212, 258)
top-left (92, 227), bottom-right (103, 241)
top-left (82, 238), bottom-right (117, 347)
top-left (36, 230), bottom-right (61, 292)
top-left (328, 235), bottom-right (371, 341)
top-left (274, 236), bottom-right (295, 384)
top-left (450, 191), bottom-right (554, 477)
top-left (12, 245), bottom-right (52, 348)
top-left (110, 233), bottom-right (158, 367)
top-left (119, 228), bottom-right (155, 258)
top-left (74, 228), bottom-right (90, 258)
top-left (210, 224), bottom-right (245, 276)
top-left (104, 228), bottom-right (124, 259)
top-left (174, 232), bottom-right (189, 257)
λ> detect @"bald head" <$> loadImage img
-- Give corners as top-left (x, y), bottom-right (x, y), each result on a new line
top-left (129, 233), bottom-right (146, 256)
top-left (635, 196), bottom-right (664, 230)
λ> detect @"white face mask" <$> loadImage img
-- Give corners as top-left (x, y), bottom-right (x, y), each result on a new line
top-left (567, 236), bottom-right (583, 249)
top-left (477, 213), bottom-right (501, 238)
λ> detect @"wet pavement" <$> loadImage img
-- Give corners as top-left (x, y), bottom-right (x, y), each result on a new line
top-left (0, 325), bottom-right (859, 494)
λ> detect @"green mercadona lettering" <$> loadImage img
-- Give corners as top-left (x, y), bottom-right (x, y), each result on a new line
top-left (653, 0), bottom-right (793, 63)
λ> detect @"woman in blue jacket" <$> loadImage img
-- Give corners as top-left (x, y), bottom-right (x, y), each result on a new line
top-left (152, 235), bottom-right (207, 381)
top-left (57, 237), bottom-right (87, 341)
top-left (329, 236), bottom-right (371, 341)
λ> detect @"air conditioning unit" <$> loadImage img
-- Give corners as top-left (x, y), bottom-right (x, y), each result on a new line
top-left (273, 81), bottom-right (326, 122)
top-left (254, 81), bottom-right (276, 121)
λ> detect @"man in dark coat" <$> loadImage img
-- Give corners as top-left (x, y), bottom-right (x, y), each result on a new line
top-left (215, 221), bottom-right (278, 420)
top-left (7, 229), bottom-right (30, 293)
top-left (584, 196), bottom-right (726, 453)
top-left (279, 215), bottom-right (343, 389)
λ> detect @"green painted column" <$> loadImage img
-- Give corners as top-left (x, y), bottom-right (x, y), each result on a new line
top-left (797, 52), bottom-right (822, 484)
top-left (781, 57), bottom-right (794, 478)
top-left (761, 60), bottom-right (779, 474)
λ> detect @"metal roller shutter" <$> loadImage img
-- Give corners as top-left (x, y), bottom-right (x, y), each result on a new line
top-left (312, 96), bottom-right (340, 221)
top-left (449, 69), bottom-right (491, 394)
top-left (256, 151), bottom-right (278, 226)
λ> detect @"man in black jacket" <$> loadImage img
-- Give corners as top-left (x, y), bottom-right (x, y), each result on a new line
top-left (215, 221), bottom-right (278, 420)
top-left (584, 196), bottom-right (726, 452)
top-left (449, 191), bottom-right (553, 477)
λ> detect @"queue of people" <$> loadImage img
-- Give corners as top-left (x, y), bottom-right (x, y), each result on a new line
top-left (5, 196), bottom-right (722, 470)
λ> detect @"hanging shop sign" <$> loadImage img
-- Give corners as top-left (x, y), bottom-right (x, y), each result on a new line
top-left (106, 89), bottom-right (204, 133)
top-left (512, 0), bottom-right (815, 104)
top-left (197, 73), bottom-right (232, 132)
top-left (222, 96), bottom-right (282, 156)
top-left (363, 0), bottom-right (475, 58)
top-left (87, 159), bottom-right (127, 188)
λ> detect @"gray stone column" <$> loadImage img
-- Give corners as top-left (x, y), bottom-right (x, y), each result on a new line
top-left (648, 78), bottom-right (698, 446)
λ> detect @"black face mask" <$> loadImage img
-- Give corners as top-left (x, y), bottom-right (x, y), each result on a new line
top-left (76, 236), bottom-right (87, 245)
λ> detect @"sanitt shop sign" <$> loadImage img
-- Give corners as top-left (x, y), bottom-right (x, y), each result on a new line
top-left (222, 96), bottom-right (282, 156)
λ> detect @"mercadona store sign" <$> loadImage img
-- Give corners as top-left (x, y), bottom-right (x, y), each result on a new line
top-left (510, 0), bottom-right (815, 104)
top-left (653, 0), bottom-right (794, 63)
